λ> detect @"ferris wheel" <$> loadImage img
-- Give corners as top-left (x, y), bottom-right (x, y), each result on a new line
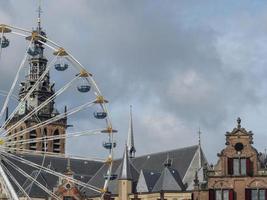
top-left (0, 20), bottom-right (116, 200)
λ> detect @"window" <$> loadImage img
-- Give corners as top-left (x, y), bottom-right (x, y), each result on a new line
top-left (233, 158), bottom-right (246, 175)
top-left (209, 189), bottom-right (234, 200)
top-left (246, 189), bottom-right (266, 200)
top-left (228, 158), bottom-right (252, 176)
top-left (215, 190), bottom-right (229, 200)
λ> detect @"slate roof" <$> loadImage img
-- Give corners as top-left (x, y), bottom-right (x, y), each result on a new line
top-left (2, 154), bottom-right (103, 198)
top-left (152, 166), bottom-right (185, 192)
top-left (136, 169), bottom-right (163, 193)
top-left (0, 145), bottom-right (204, 198)
top-left (87, 145), bottom-right (201, 197)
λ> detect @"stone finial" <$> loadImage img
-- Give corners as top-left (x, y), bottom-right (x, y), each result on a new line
top-left (237, 117), bottom-right (241, 128)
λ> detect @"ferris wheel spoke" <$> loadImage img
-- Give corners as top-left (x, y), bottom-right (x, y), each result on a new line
top-left (6, 25), bottom-right (31, 34)
top-left (38, 39), bottom-right (57, 51)
top-left (0, 146), bottom-right (107, 163)
top-left (2, 55), bottom-right (59, 132)
top-left (64, 57), bottom-right (103, 96)
top-left (0, 150), bottom-right (102, 193)
top-left (38, 33), bottom-right (61, 49)
top-left (0, 155), bottom-right (61, 200)
top-left (10, 31), bottom-right (28, 38)
top-left (4, 99), bottom-right (96, 142)
top-left (4, 129), bottom-right (103, 146)
top-left (0, 30), bottom-right (4, 60)
top-left (0, 162), bottom-right (32, 200)
top-left (3, 75), bottom-right (78, 137)
top-left (0, 38), bottom-right (33, 123)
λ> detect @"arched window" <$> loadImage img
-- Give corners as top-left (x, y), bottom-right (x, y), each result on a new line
top-left (42, 128), bottom-right (48, 151)
top-left (29, 130), bottom-right (37, 150)
top-left (53, 129), bottom-right (60, 153)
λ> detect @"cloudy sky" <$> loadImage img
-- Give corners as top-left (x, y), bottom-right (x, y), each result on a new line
top-left (1, 0), bottom-right (267, 163)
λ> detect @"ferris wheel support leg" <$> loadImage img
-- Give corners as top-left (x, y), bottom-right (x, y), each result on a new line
top-left (0, 160), bottom-right (19, 200)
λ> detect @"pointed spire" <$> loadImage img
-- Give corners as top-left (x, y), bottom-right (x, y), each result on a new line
top-left (197, 128), bottom-right (203, 167)
top-left (65, 157), bottom-right (73, 176)
top-left (119, 144), bottom-right (132, 180)
top-left (198, 127), bottom-right (201, 147)
top-left (37, 0), bottom-right (42, 31)
top-left (127, 105), bottom-right (136, 158)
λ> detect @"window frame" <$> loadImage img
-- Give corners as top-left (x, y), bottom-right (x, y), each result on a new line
top-left (248, 189), bottom-right (266, 200)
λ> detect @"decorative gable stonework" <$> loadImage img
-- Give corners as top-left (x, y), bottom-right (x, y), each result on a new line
top-left (194, 118), bottom-right (267, 200)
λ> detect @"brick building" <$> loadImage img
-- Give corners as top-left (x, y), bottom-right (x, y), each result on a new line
top-left (193, 118), bottom-right (267, 200)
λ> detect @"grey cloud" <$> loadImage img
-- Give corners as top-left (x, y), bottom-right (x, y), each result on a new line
top-left (1, 1), bottom-right (267, 162)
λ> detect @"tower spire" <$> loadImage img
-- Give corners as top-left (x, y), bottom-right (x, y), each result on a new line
top-left (119, 144), bottom-right (132, 180)
top-left (198, 127), bottom-right (201, 147)
top-left (127, 105), bottom-right (136, 158)
top-left (37, 0), bottom-right (42, 31)
top-left (197, 128), bottom-right (203, 168)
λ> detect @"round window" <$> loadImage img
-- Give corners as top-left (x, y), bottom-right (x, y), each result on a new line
top-left (234, 142), bottom-right (244, 151)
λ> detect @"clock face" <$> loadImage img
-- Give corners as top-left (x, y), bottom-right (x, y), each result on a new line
top-left (18, 101), bottom-right (26, 115)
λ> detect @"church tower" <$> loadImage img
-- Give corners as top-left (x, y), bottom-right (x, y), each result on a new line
top-left (118, 145), bottom-right (133, 200)
top-left (5, 3), bottom-right (67, 154)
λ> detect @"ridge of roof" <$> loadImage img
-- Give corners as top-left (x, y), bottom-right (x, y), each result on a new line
top-left (113, 145), bottom-right (199, 162)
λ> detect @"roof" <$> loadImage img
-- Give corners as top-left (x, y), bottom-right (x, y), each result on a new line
top-left (87, 145), bottom-right (201, 196)
top-left (2, 154), bottom-right (103, 198)
top-left (136, 169), bottom-right (161, 193)
top-left (1, 145), bottom-right (205, 198)
top-left (152, 166), bottom-right (185, 192)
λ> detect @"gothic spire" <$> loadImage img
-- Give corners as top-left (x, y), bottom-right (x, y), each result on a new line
top-left (127, 105), bottom-right (136, 158)
top-left (118, 144), bottom-right (132, 180)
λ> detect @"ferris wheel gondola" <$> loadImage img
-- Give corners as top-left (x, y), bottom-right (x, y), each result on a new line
top-left (0, 36), bottom-right (9, 48)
